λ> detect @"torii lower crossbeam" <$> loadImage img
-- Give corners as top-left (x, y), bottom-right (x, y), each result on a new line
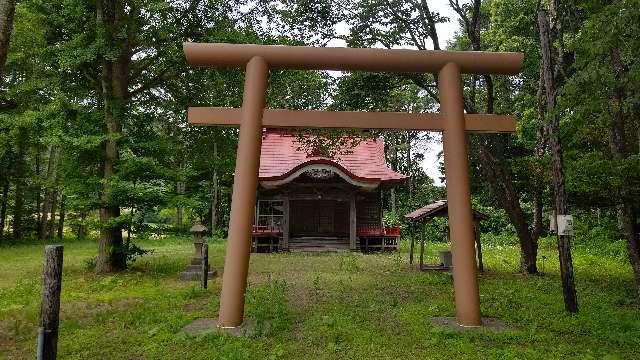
top-left (184, 43), bottom-right (523, 329)
top-left (188, 107), bottom-right (517, 133)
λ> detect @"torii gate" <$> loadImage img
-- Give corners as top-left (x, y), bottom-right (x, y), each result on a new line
top-left (183, 43), bottom-right (523, 328)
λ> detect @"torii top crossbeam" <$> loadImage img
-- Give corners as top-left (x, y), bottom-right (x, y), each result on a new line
top-left (183, 42), bottom-right (523, 330)
top-left (184, 42), bottom-right (523, 74)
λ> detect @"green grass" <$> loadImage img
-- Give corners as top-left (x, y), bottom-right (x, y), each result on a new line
top-left (0, 235), bottom-right (639, 359)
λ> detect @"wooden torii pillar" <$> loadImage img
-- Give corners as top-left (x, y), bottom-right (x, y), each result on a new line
top-left (184, 43), bottom-right (523, 328)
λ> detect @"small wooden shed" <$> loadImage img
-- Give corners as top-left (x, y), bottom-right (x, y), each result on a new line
top-left (405, 200), bottom-right (485, 272)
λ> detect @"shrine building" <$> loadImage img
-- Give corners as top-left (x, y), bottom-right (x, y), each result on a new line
top-left (251, 129), bottom-right (407, 252)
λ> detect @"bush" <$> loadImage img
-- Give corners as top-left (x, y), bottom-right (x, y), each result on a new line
top-left (113, 241), bottom-right (154, 264)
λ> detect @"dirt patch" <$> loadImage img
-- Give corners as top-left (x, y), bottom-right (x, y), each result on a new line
top-left (0, 337), bottom-right (29, 360)
top-left (183, 301), bottom-right (209, 312)
top-left (247, 272), bottom-right (272, 286)
top-left (431, 317), bottom-right (514, 332)
top-left (60, 301), bottom-right (112, 326)
top-left (181, 318), bottom-right (256, 337)
top-left (60, 298), bottom-right (143, 326)
top-left (111, 298), bottom-right (144, 309)
top-left (285, 277), bottom-right (314, 315)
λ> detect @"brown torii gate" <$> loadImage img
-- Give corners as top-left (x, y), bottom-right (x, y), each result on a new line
top-left (183, 43), bottom-right (523, 328)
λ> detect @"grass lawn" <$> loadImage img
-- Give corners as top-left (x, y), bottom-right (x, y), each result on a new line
top-left (0, 235), bottom-right (639, 359)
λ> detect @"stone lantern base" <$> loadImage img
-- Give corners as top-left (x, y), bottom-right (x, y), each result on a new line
top-left (178, 242), bottom-right (217, 281)
top-left (179, 254), bottom-right (217, 281)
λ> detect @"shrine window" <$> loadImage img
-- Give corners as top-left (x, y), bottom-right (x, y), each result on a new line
top-left (255, 200), bottom-right (284, 230)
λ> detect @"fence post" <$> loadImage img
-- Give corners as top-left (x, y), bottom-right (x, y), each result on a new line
top-left (201, 243), bottom-right (209, 289)
top-left (37, 245), bottom-right (63, 360)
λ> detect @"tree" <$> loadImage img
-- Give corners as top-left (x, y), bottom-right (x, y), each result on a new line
top-left (449, 0), bottom-right (543, 273)
top-left (339, 0), bottom-right (543, 273)
top-left (0, 0), bottom-right (17, 83)
top-left (559, 0), bottom-right (640, 297)
top-left (537, 5), bottom-right (578, 312)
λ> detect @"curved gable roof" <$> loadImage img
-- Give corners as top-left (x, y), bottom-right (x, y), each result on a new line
top-left (258, 130), bottom-right (408, 185)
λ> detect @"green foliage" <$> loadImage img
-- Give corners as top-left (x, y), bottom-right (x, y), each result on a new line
top-left (113, 242), bottom-right (154, 265)
top-left (382, 210), bottom-right (402, 227)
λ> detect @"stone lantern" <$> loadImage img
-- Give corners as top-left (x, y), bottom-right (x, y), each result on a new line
top-left (191, 222), bottom-right (207, 257)
top-left (179, 221), bottom-right (217, 281)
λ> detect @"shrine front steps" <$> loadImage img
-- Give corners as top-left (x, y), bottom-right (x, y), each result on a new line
top-left (289, 237), bottom-right (350, 253)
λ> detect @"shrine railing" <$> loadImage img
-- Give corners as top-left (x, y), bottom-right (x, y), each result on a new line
top-left (357, 226), bottom-right (401, 237)
top-left (251, 225), bottom-right (283, 236)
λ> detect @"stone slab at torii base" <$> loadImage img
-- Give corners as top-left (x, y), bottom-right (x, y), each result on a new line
top-left (181, 318), bottom-right (257, 337)
top-left (183, 42), bottom-right (524, 329)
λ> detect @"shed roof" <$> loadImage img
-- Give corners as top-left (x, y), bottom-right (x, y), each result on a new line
top-left (404, 200), bottom-right (486, 222)
top-left (258, 129), bottom-right (407, 185)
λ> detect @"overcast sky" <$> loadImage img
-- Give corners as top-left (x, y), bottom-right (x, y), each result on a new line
top-left (325, 3), bottom-right (461, 186)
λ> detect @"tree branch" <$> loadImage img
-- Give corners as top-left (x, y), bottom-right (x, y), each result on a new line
top-left (127, 71), bottom-right (170, 99)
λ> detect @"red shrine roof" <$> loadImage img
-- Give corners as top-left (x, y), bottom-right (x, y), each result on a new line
top-left (258, 129), bottom-right (407, 187)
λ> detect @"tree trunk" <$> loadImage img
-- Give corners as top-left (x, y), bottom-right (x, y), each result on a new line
top-left (390, 189), bottom-right (396, 213)
top-left (532, 68), bottom-right (548, 243)
top-left (176, 158), bottom-right (185, 230)
top-left (0, 0), bottom-right (16, 83)
top-left (95, 0), bottom-right (132, 273)
top-left (12, 130), bottom-right (26, 241)
top-left (39, 245), bottom-right (63, 360)
top-left (538, 9), bottom-right (578, 312)
top-left (390, 134), bottom-right (398, 213)
top-left (40, 145), bottom-right (59, 240)
top-left (35, 145), bottom-right (42, 239)
top-left (406, 132), bottom-right (413, 200)
top-left (76, 211), bottom-right (87, 240)
top-left (466, 80), bottom-right (539, 274)
top-left (126, 207), bottom-right (133, 248)
top-left (47, 191), bottom-right (59, 239)
top-left (610, 49), bottom-right (640, 298)
top-left (0, 175), bottom-right (8, 238)
top-left (618, 205), bottom-right (640, 297)
top-left (56, 194), bottom-right (65, 239)
top-left (176, 181), bottom-right (184, 229)
top-left (473, 75), bottom-right (539, 273)
top-left (475, 138), bottom-right (539, 273)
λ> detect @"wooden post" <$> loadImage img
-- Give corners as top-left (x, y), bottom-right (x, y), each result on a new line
top-left (282, 198), bottom-right (289, 251)
top-left (409, 222), bottom-right (415, 265)
top-left (439, 62), bottom-right (482, 327)
top-left (218, 56), bottom-right (268, 328)
top-left (201, 243), bottom-right (209, 289)
top-left (349, 195), bottom-right (357, 250)
top-left (419, 224), bottom-right (425, 271)
top-left (38, 245), bottom-right (63, 360)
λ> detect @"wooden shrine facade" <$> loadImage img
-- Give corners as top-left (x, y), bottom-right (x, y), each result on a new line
top-left (251, 130), bottom-right (405, 252)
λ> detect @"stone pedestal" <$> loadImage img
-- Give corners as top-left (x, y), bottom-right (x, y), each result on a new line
top-left (178, 255), bottom-right (217, 281)
top-left (179, 225), bottom-right (217, 281)
top-left (439, 250), bottom-right (453, 268)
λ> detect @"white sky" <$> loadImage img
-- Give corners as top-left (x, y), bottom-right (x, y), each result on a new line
top-left (325, 2), bottom-right (461, 186)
